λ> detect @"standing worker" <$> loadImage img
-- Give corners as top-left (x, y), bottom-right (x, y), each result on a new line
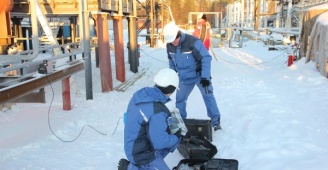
top-left (193, 14), bottom-right (212, 50)
top-left (119, 68), bottom-right (184, 170)
top-left (163, 22), bottom-right (222, 131)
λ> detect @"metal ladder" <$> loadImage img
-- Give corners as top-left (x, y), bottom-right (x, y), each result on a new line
top-left (39, 19), bottom-right (61, 52)
top-left (35, 0), bottom-right (62, 56)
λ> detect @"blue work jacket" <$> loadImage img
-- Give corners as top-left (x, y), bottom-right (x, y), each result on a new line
top-left (166, 32), bottom-right (212, 84)
top-left (124, 87), bottom-right (180, 166)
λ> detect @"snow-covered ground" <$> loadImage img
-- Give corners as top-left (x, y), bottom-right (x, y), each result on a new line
top-left (1, 31), bottom-right (328, 170)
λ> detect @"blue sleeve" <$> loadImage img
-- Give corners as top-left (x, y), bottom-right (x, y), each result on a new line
top-left (193, 40), bottom-right (212, 80)
top-left (148, 112), bottom-right (180, 150)
top-left (168, 56), bottom-right (176, 71)
top-left (166, 45), bottom-right (176, 71)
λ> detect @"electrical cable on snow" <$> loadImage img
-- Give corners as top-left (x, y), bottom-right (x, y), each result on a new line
top-left (45, 75), bottom-right (121, 142)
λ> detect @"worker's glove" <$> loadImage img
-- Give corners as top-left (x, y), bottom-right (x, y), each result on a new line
top-left (170, 108), bottom-right (188, 136)
top-left (200, 78), bottom-right (210, 94)
top-left (174, 128), bottom-right (184, 139)
top-left (168, 116), bottom-right (180, 134)
top-left (200, 78), bottom-right (210, 87)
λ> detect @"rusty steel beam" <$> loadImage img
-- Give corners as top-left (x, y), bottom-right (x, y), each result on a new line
top-left (0, 62), bottom-right (84, 104)
top-left (11, 88), bottom-right (46, 103)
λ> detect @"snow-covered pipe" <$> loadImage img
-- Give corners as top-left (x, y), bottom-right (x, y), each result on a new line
top-left (269, 28), bottom-right (300, 35)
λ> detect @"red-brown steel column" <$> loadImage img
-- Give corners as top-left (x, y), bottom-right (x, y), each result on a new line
top-left (62, 77), bottom-right (71, 110)
top-left (92, 12), bottom-right (113, 92)
top-left (112, 15), bottom-right (126, 82)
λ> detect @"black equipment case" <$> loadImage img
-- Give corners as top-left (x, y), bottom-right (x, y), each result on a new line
top-left (178, 119), bottom-right (215, 159)
top-left (178, 135), bottom-right (217, 160)
top-left (175, 119), bottom-right (239, 169)
top-left (184, 119), bottom-right (212, 141)
top-left (173, 158), bottom-right (239, 170)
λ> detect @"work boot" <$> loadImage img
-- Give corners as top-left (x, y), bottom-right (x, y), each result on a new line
top-left (213, 118), bottom-right (222, 131)
top-left (118, 158), bottom-right (130, 170)
top-left (213, 124), bottom-right (222, 131)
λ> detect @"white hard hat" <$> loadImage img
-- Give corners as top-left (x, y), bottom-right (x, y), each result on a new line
top-left (163, 22), bottom-right (180, 43)
top-left (153, 68), bottom-right (179, 89)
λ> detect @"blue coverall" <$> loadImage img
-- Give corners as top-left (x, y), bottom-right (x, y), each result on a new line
top-left (166, 32), bottom-right (221, 127)
top-left (124, 87), bottom-right (180, 169)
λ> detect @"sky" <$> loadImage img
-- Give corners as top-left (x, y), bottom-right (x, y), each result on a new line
top-left (1, 28), bottom-right (328, 170)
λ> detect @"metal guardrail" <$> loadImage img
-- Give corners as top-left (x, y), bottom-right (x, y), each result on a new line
top-left (0, 61), bottom-right (84, 104)
top-left (0, 42), bottom-right (83, 74)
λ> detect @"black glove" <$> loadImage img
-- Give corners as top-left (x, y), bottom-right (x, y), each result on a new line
top-left (174, 128), bottom-right (183, 139)
top-left (200, 78), bottom-right (210, 87)
top-left (200, 78), bottom-right (210, 94)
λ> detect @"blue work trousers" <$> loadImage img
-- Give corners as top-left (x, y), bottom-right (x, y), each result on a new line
top-left (127, 149), bottom-right (172, 170)
top-left (127, 140), bottom-right (180, 170)
top-left (176, 77), bottom-right (220, 126)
